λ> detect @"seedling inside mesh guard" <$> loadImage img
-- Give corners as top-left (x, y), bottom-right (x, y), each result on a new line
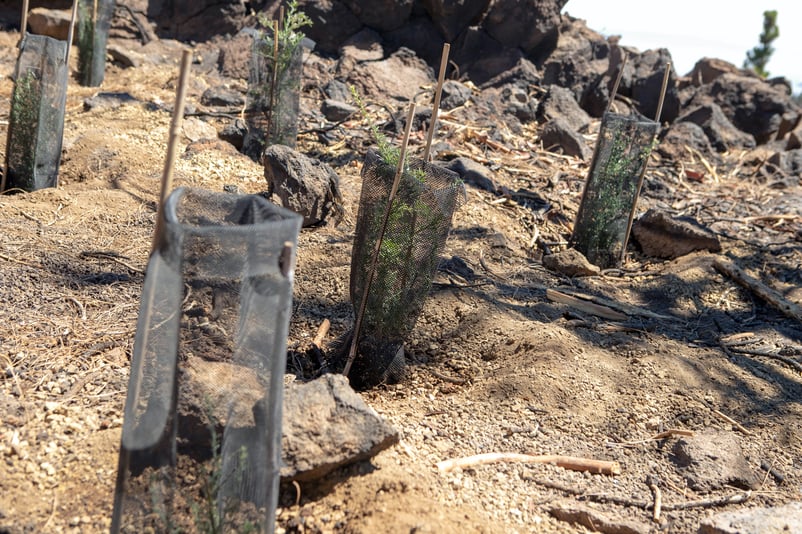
top-left (77, 0), bottom-right (115, 87)
top-left (111, 52), bottom-right (303, 534)
top-left (343, 45), bottom-right (464, 389)
top-left (242, 1), bottom-right (311, 160)
top-left (2, 1), bottom-right (78, 193)
top-left (571, 57), bottom-right (670, 268)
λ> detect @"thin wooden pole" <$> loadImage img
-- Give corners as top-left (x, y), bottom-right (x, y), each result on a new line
top-left (423, 43), bottom-right (450, 162)
top-left (65, 0), bottom-right (79, 63)
top-left (605, 52), bottom-right (628, 114)
top-left (151, 49), bottom-right (192, 255)
top-left (20, 0), bottom-right (29, 41)
top-left (654, 62), bottom-right (671, 122)
top-left (344, 103), bottom-right (417, 378)
top-left (92, 0), bottom-right (98, 25)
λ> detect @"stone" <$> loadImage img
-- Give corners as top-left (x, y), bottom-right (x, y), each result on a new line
top-left (324, 79), bottom-right (352, 102)
top-left (421, 0), bottom-right (491, 42)
top-left (698, 501), bottom-right (802, 534)
top-left (657, 121), bottom-right (715, 161)
top-left (678, 102), bottom-right (756, 152)
top-left (671, 430), bottom-right (759, 492)
top-left (83, 92), bottom-right (139, 112)
top-left (537, 84), bottom-right (592, 133)
top-left (540, 117), bottom-right (592, 160)
top-left (148, 0), bottom-right (246, 42)
top-left (281, 374), bottom-right (399, 481)
top-left (217, 31), bottom-right (253, 80)
top-left (629, 48), bottom-right (681, 123)
top-left (200, 86), bottom-right (245, 108)
top-left (106, 43), bottom-right (145, 68)
top-left (483, 0), bottom-right (566, 55)
top-left (632, 209), bottom-right (721, 260)
top-left (445, 157), bottom-right (496, 193)
top-left (688, 57), bottom-right (756, 86)
top-left (342, 0), bottom-right (414, 32)
top-left (702, 73), bottom-right (801, 145)
top-left (27, 7), bottom-right (71, 41)
top-left (263, 145), bottom-right (344, 227)
top-left (321, 99), bottom-right (358, 122)
top-left (542, 248), bottom-right (600, 276)
top-left (298, 0), bottom-right (364, 54)
top-left (181, 117), bottom-right (218, 143)
top-left (178, 359), bottom-right (399, 483)
top-left (452, 27), bottom-right (525, 87)
top-left (440, 80), bottom-right (473, 110)
top-left (346, 47), bottom-right (434, 102)
top-left (219, 119), bottom-right (248, 150)
top-left (550, 501), bottom-right (649, 534)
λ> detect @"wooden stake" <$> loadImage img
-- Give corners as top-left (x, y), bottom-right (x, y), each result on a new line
top-left (343, 102), bottom-right (417, 378)
top-left (20, 0), bottom-right (29, 41)
top-left (65, 0), bottom-right (79, 64)
top-left (267, 18), bottom-right (279, 148)
top-left (423, 43), bottom-right (450, 162)
top-left (92, 0), bottom-right (98, 26)
top-left (436, 453), bottom-right (622, 476)
top-left (150, 48), bottom-right (192, 255)
top-left (654, 62), bottom-right (671, 122)
top-left (605, 51), bottom-right (628, 114)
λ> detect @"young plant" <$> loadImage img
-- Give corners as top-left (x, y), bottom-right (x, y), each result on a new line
top-left (349, 87), bottom-right (462, 349)
top-left (5, 69), bottom-right (41, 191)
top-left (247, 0), bottom-right (311, 152)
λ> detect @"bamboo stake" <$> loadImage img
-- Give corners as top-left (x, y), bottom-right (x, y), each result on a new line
top-left (343, 102), bottom-right (417, 378)
top-left (654, 62), bottom-right (672, 123)
top-left (20, 0), bottom-right (29, 42)
top-left (267, 18), bottom-right (279, 150)
top-left (423, 43), bottom-right (450, 162)
top-left (605, 52), bottom-right (627, 114)
top-left (618, 62), bottom-right (670, 264)
top-left (436, 453), bottom-right (622, 476)
top-left (151, 48), bottom-right (192, 255)
top-left (65, 0), bottom-right (79, 64)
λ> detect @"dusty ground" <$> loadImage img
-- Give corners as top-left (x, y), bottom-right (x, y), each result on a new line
top-left (1, 31), bottom-right (801, 533)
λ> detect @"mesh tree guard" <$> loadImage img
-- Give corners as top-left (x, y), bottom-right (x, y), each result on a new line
top-left (111, 187), bottom-right (302, 534)
top-left (571, 112), bottom-right (659, 268)
top-left (242, 27), bottom-right (304, 160)
top-left (3, 34), bottom-right (68, 192)
top-left (348, 149), bottom-right (464, 388)
top-left (77, 0), bottom-right (115, 87)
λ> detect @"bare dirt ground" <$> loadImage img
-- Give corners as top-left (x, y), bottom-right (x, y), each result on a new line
top-left (1, 31), bottom-right (801, 533)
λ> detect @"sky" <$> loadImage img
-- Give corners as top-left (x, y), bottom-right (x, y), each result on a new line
top-left (561, 1), bottom-right (802, 93)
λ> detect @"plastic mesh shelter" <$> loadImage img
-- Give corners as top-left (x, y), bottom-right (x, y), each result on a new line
top-left (3, 34), bottom-right (68, 192)
top-left (77, 0), bottom-right (115, 87)
top-left (348, 149), bottom-right (464, 388)
top-left (571, 111), bottom-right (659, 268)
top-left (111, 187), bottom-right (302, 533)
top-left (242, 27), bottom-right (303, 160)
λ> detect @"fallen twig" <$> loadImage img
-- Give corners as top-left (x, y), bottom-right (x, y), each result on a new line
top-left (312, 319), bottom-right (330, 349)
top-left (713, 256), bottom-right (802, 325)
top-left (546, 289), bottom-right (627, 322)
top-left (711, 408), bottom-right (752, 436)
top-left (553, 287), bottom-right (679, 321)
top-left (647, 476), bottom-right (662, 523)
top-left (436, 453), bottom-right (621, 476)
top-left (725, 345), bottom-right (802, 374)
